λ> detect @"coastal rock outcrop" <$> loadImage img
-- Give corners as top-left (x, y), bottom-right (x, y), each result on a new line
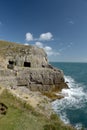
top-left (16, 67), bottom-right (68, 92)
top-left (0, 40), bottom-right (68, 93)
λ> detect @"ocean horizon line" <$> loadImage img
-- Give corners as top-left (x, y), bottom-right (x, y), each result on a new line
top-left (50, 61), bottom-right (87, 63)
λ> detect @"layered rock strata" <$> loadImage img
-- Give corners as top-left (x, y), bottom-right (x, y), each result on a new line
top-left (16, 67), bottom-right (68, 92)
top-left (0, 41), bottom-right (68, 93)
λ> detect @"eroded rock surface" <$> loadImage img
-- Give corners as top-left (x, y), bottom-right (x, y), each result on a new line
top-left (0, 40), bottom-right (68, 93)
top-left (16, 67), bottom-right (68, 92)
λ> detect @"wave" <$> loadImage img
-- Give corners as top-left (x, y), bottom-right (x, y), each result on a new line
top-left (52, 75), bottom-right (87, 129)
top-left (75, 123), bottom-right (83, 130)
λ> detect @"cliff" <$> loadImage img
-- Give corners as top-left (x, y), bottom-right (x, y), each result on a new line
top-left (0, 40), bottom-right (48, 68)
top-left (0, 41), bottom-right (76, 130)
top-left (0, 40), bottom-right (68, 97)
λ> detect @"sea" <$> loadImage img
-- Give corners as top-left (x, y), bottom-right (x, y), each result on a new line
top-left (50, 62), bottom-right (87, 130)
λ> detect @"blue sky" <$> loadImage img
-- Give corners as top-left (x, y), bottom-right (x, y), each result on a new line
top-left (0, 0), bottom-right (87, 62)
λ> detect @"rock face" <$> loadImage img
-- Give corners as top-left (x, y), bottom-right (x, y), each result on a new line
top-left (0, 40), bottom-right (68, 93)
top-left (6, 45), bottom-right (48, 69)
top-left (16, 67), bottom-right (68, 92)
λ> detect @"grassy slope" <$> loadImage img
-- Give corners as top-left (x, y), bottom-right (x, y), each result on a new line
top-left (0, 40), bottom-right (31, 57)
top-left (0, 88), bottom-right (76, 130)
top-left (0, 89), bottom-right (46, 130)
top-left (0, 40), bottom-right (27, 48)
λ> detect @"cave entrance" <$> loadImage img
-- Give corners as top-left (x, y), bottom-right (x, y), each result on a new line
top-left (7, 60), bottom-right (15, 69)
top-left (24, 62), bottom-right (31, 67)
top-left (9, 60), bottom-right (14, 65)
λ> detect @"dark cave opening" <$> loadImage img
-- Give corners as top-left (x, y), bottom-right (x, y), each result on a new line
top-left (24, 62), bottom-right (31, 67)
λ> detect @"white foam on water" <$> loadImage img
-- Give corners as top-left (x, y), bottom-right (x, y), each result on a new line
top-left (52, 75), bottom-right (87, 127)
top-left (60, 112), bottom-right (70, 124)
top-left (75, 123), bottom-right (83, 130)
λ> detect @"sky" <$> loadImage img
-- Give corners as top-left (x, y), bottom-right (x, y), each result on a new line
top-left (0, 0), bottom-right (87, 62)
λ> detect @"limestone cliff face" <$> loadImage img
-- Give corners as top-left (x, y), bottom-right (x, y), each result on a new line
top-left (16, 68), bottom-right (68, 92)
top-left (0, 40), bottom-right (68, 93)
top-left (0, 41), bottom-right (48, 68)
top-left (7, 46), bottom-right (48, 68)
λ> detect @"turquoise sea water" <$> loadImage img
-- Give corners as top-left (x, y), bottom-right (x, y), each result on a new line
top-left (50, 62), bottom-right (87, 130)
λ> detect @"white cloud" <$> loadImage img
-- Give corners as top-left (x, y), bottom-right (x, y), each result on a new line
top-left (59, 42), bottom-right (73, 52)
top-left (39, 32), bottom-right (53, 41)
top-left (68, 20), bottom-right (74, 25)
top-left (25, 32), bottom-right (33, 41)
top-left (25, 32), bottom-right (59, 57)
top-left (35, 42), bottom-right (43, 48)
top-left (25, 32), bottom-right (54, 42)
top-left (67, 42), bottom-right (73, 47)
top-left (53, 52), bottom-right (60, 56)
top-left (66, 18), bottom-right (75, 25)
top-left (35, 42), bottom-right (59, 56)
top-left (44, 46), bottom-right (52, 51)
top-left (44, 46), bottom-right (53, 56)
top-left (44, 46), bottom-right (60, 56)
top-left (24, 43), bottom-right (29, 46)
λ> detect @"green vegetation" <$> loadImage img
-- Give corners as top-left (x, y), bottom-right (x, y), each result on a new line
top-left (0, 89), bottom-right (76, 130)
top-left (0, 89), bottom-right (46, 130)
top-left (0, 40), bottom-right (32, 57)
top-left (44, 113), bottom-right (75, 130)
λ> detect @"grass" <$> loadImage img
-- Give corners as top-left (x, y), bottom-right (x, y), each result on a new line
top-left (0, 40), bottom-right (32, 57)
top-left (0, 89), bottom-right (46, 130)
top-left (44, 113), bottom-right (75, 130)
top-left (0, 88), bottom-right (76, 130)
